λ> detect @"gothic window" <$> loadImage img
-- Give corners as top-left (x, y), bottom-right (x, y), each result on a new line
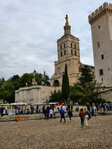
top-left (101, 54), bottom-right (104, 59)
top-left (71, 49), bottom-right (73, 55)
top-left (97, 42), bottom-right (100, 48)
top-left (99, 69), bottom-right (103, 76)
top-left (71, 43), bottom-right (72, 48)
top-left (64, 43), bottom-right (66, 48)
top-left (64, 50), bottom-right (66, 55)
top-left (60, 45), bottom-right (62, 50)
top-left (75, 50), bottom-right (77, 56)
top-left (61, 51), bottom-right (63, 57)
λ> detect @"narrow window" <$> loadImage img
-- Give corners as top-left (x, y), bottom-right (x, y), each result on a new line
top-left (60, 45), bottom-right (62, 50)
top-left (71, 49), bottom-right (73, 55)
top-left (75, 50), bottom-right (77, 56)
top-left (97, 42), bottom-right (100, 48)
top-left (98, 25), bottom-right (100, 29)
top-left (61, 51), bottom-right (63, 57)
top-left (64, 50), bottom-right (66, 55)
top-left (64, 43), bottom-right (66, 48)
top-left (99, 69), bottom-right (103, 76)
top-left (74, 43), bottom-right (76, 49)
top-left (71, 43), bottom-right (72, 48)
top-left (101, 54), bottom-right (104, 59)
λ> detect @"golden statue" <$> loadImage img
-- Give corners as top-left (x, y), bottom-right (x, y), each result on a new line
top-left (65, 14), bottom-right (69, 25)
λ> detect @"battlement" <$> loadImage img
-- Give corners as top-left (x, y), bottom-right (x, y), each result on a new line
top-left (88, 2), bottom-right (112, 24)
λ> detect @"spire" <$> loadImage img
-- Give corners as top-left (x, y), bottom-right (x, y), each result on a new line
top-left (64, 14), bottom-right (71, 35)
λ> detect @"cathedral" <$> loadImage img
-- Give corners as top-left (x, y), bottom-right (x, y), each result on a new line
top-left (51, 15), bottom-right (93, 87)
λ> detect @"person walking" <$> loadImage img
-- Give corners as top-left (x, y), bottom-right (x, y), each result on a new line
top-left (49, 108), bottom-right (53, 118)
top-left (60, 107), bottom-right (66, 123)
top-left (68, 108), bottom-right (72, 121)
top-left (79, 109), bottom-right (85, 128)
top-left (84, 108), bottom-right (90, 126)
top-left (91, 106), bottom-right (96, 118)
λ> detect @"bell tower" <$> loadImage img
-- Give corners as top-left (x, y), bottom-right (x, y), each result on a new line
top-left (51, 15), bottom-right (81, 86)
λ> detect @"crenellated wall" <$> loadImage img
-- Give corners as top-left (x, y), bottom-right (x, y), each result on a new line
top-left (89, 2), bottom-right (112, 24)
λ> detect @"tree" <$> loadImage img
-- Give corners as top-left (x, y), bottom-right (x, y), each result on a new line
top-left (0, 77), bottom-right (5, 87)
top-left (69, 65), bottom-right (101, 105)
top-left (62, 64), bottom-right (70, 102)
top-left (79, 65), bottom-right (94, 85)
top-left (49, 90), bottom-right (62, 103)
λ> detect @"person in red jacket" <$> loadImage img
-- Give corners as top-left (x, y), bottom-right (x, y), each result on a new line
top-left (79, 108), bottom-right (85, 128)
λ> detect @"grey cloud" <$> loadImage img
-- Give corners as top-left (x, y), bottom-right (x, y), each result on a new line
top-left (0, 0), bottom-right (112, 79)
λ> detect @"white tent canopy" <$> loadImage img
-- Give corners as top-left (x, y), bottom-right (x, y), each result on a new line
top-left (10, 102), bottom-right (27, 106)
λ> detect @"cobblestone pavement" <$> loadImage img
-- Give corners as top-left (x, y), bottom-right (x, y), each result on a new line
top-left (0, 115), bottom-right (112, 149)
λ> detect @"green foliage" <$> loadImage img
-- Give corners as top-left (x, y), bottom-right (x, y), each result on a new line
top-left (62, 64), bottom-right (70, 102)
top-left (69, 64), bottom-right (101, 105)
top-left (0, 77), bottom-right (5, 87)
top-left (69, 81), bottom-right (101, 105)
top-left (79, 65), bottom-right (93, 85)
top-left (49, 90), bottom-right (62, 103)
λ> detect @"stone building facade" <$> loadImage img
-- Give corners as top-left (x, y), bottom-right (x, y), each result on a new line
top-left (51, 15), bottom-right (81, 86)
top-left (89, 2), bottom-right (112, 87)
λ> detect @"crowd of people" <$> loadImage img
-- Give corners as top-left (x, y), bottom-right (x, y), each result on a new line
top-left (0, 103), bottom-right (112, 128)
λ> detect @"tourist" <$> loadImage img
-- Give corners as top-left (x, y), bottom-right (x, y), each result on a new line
top-left (0, 106), bottom-right (4, 117)
top-left (84, 108), bottom-right (90, 126)
top-left (31, 105), bottom-right (34, 114)
top-left (46, 106), bottom-right (50, 119)
top-left (49, 108), bottom-right (53, 118)
top-left (96, 103), bottom-right (99, 112)
top-left (60, 106), bottom-right (66, 123)
top-left (79, 108), bottom-right (85, 128)
top-left (91, 105), bottom-right (96, 118)
top-left (36, 105), bottom-right (39, 113)
top-left (53, 106), bottom-right (57, 118)
top-left (86, 103), bottom-right (90, 112)
top-left (68, 108), bottom-right (72, 121)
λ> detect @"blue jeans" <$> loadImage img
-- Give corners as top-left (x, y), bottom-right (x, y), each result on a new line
top-left (80, 117), bottom-right (84, 127)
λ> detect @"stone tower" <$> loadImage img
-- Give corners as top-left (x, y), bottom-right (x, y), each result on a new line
top-left (51, 15), bottom-right (80, 86)
top-left (88, 2), bottom-right (112, 87)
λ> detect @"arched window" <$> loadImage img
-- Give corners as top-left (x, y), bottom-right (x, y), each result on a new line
top-left (53, 80), bottom-right (59, 86)
top-left (64, 43), bottom-right (66, 48)
top-left (75, 50), bottom-right (77, 56)
top-left (64, 50), bottom-right (66, 55)
top-left (60, 45), bottom-right (62, 50)
top-left (71, 43), bottom-right (72, 48)
top-left (74, 43), bottom-right (76, 49)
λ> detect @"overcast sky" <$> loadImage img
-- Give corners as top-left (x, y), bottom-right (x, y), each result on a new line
top-left (0, 0), bottom-right (111, 79)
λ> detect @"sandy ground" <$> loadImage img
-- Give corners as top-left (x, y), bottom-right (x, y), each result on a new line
top-left (0, 115), bottom-right (112, 149)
